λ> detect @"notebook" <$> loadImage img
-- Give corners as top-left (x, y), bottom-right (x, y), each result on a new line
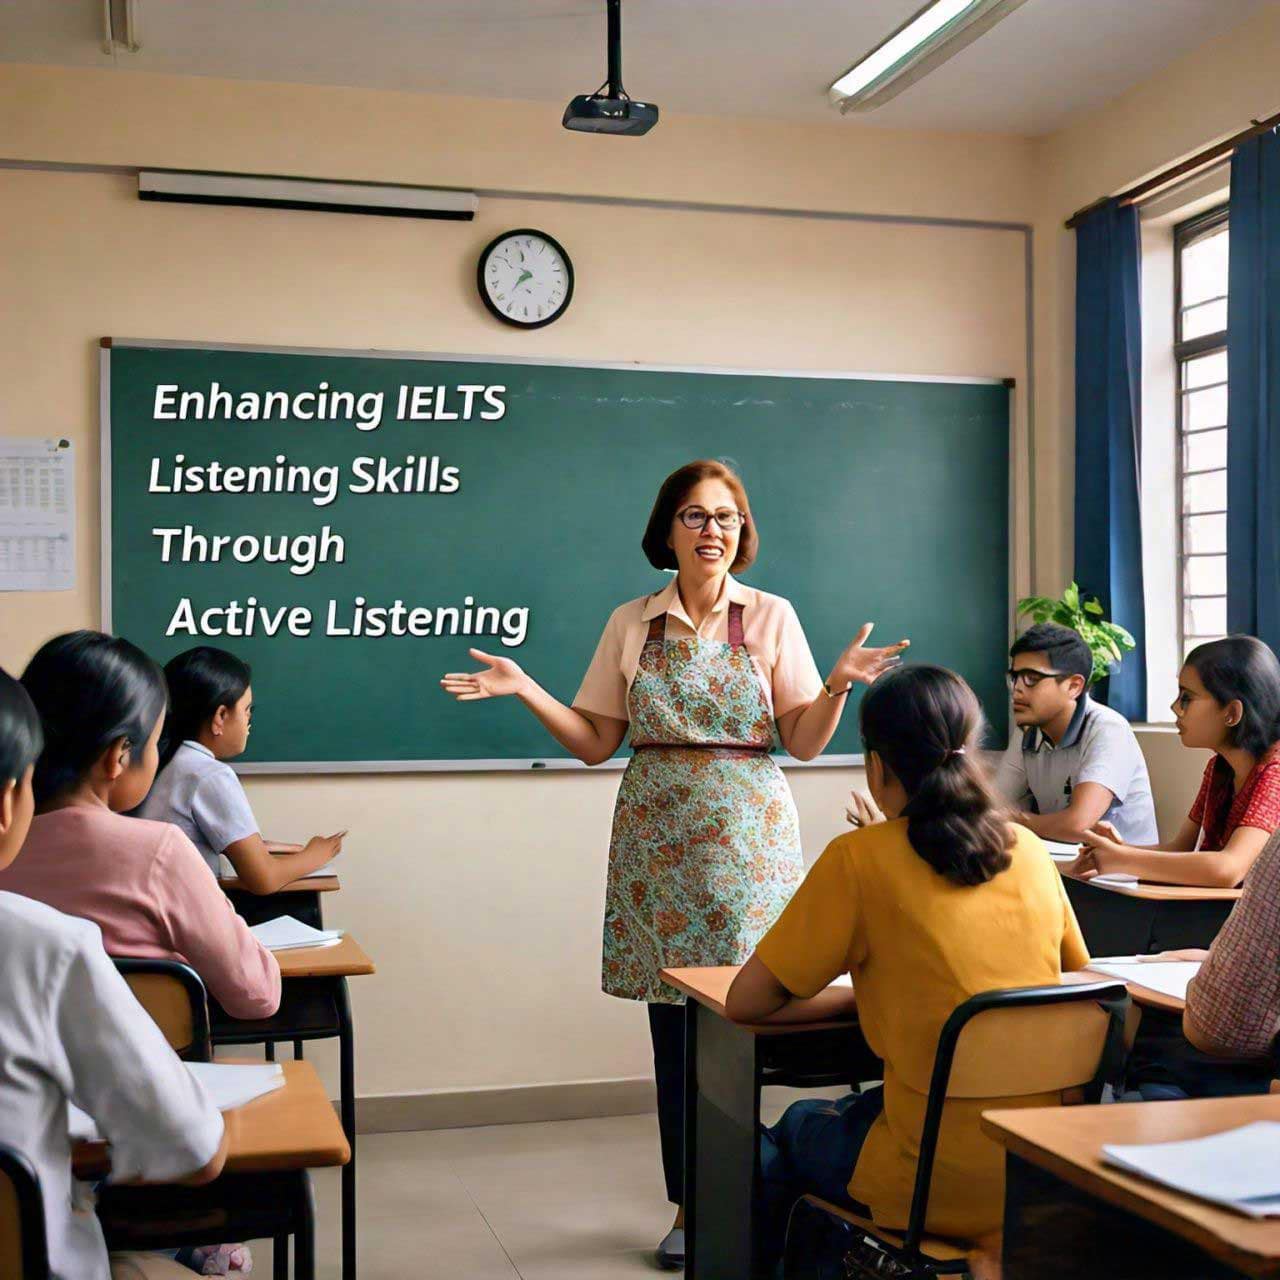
top-left (249, 916), bottom-right (344, 951)
top-left (1088, 959), bottom-right (1201, 1000)
top-left (68, 1062), bottom-right (285, 1142)
top-left (1102, 1122), bottom-right (1280, 1217)
top-left (1043, 839), bottom-right (1081, 862)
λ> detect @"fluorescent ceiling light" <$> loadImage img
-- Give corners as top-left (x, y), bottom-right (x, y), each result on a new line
top-left (829, 0), bottom-right (1030, 114)
top-left (138, 171), bottom-right (478, 221)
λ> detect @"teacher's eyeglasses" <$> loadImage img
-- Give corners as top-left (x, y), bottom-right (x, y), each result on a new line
top-left (676, 506), bottom-right (746, 531)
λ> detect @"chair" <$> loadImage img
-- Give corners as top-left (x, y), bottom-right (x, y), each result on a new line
top-left (784, 979), bottom-right (1130, 1280)
top-left (0, 1144), bottom-right (49, 1280)
top-left (113, 958), bottom-right (213, 1062)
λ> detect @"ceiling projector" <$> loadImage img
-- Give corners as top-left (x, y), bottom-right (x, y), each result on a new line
top-left (563, 0), bottom-right (659, 136)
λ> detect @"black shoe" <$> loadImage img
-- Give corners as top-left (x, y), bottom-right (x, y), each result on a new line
top-left (655, 1226), bottom-right (685, 1271)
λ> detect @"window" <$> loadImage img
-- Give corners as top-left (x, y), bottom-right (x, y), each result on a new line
top-left (1174, 206), bottom-right (1229, 656)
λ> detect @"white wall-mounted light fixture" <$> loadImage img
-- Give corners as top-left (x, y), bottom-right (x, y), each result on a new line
top-left (101, 0), bottom-right (141, 53)
top-left (828, 0), bottom-right (1030, 114)
top-left (138, 171), bottom-right (479, 222)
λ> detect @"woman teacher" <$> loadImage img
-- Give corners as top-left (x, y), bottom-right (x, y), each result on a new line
top-left (441, 459), bottom-right (907, 1269)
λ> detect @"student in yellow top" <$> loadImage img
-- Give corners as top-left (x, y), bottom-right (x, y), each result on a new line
top-left (727, 664), bottom-right (1089, 1250)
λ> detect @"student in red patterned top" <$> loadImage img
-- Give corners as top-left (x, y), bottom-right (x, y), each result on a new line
top-left (1071, 636), bottom-right (1280, 888)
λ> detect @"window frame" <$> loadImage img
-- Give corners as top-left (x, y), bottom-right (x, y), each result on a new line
top-left (1173, 202), bottom-right (1229, 658)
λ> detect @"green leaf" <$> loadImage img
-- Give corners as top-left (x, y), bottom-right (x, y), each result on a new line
top-left (1083, 599), bottom-right (1104, 617)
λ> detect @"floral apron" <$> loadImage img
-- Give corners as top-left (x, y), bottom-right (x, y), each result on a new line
top-left (601, 602), bottom-right (805, 1003)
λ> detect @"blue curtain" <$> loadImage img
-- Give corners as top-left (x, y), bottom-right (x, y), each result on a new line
top-left (1227, 129), bottom-right (1280, 650)
top-left (1074, 199), bottom-right (1147, 717)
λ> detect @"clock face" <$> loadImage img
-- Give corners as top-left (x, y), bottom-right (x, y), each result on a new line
top-left (478, 229), bottom-right (574, 328)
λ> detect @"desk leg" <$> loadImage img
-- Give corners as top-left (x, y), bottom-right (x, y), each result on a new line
top-left (295, 1171), bottom-right (317, 1280)
top-left (336, 977), bottom-right (357, 1280)
top-left (682, 1001), bottom-right (699, 1278)
top-left (1002, 1154), bottom-right (1241, 1279)
top-left (686, 1006), bottom-right (764, 1280)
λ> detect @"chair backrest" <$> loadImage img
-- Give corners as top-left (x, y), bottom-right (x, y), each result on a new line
top-left (113, 958), bottom-right (213, 1062)
top-left (0, 1144), bottom-right (49, 1280)
top-left (904, 980), bottom-right (1129, 1254)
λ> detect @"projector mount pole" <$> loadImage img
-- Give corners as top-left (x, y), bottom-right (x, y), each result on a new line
top-left (605, 0), bottom-right (628, 100)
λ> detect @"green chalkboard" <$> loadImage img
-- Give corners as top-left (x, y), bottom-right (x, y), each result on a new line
top-left (103, 340), bottom-right (1010, 769)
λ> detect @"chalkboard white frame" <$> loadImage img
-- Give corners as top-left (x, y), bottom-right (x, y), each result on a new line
top-left (100, 337), bottom-right (1015, 774)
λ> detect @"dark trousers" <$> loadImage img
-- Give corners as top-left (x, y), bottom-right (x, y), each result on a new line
top-left (649, 1002), bottom-right (685, 1205)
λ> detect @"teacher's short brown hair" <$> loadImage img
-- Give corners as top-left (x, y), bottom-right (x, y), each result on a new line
top-left (642, 459), bottom-right (758, 574)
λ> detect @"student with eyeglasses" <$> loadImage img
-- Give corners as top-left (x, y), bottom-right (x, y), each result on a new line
top-left (1071, 635), bottom-right (1280, 888)
top-left (993, 622), bottom-right (1158, 846)
top-left (442, 457), bottom-right (907, 1270)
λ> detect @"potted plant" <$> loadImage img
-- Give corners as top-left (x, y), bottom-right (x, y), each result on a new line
top-left (1015, 582), bottom-right (1136, 691)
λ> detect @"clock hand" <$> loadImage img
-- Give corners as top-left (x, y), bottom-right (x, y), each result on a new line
top-left (515, 269), bottom-right (533, 288)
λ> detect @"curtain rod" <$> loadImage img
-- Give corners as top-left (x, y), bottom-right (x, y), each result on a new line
top-left (1064, 106), bottom-right (1280, 230)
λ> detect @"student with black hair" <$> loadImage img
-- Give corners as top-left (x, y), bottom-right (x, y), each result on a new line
top-left (0, 665), bottom-right (229, 1280)
top-left (1073, 635), bottom-right (1280, 888)
top-left (137, 646), bottom-right (343, 891)
top-left (0, 631), bottom-right (280, 1021)
top-left (727, 665), bottom-right (1089, 1248)
top-left (994, 621), bottom-right (1158, 845)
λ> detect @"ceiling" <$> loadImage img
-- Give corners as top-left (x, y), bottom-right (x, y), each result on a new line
top-left (0, 0), bottom-right (1270, 137)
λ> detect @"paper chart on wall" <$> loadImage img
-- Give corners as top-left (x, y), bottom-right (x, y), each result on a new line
top-left (0, 438), bottom-right (75, 591)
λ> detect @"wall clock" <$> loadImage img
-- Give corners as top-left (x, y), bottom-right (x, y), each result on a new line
top-left (477, 229), bottom-right (574, 328)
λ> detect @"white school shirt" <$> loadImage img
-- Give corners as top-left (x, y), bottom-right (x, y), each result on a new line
top-left (138, 740), bottom-right (260, 877)
top-left (0, 892), bottom-right (223, 1280)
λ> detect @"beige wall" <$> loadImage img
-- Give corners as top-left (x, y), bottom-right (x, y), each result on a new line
top-left (0, 66), bottom-right (1032, 1104)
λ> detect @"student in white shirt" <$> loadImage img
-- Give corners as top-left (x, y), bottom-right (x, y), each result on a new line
top-left (138, 647), bottom-right (343, 890)
top-left (0, 666), bottom-right (228, 1280)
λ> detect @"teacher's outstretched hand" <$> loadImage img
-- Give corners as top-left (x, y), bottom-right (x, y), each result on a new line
top-left (441, 650), bottom-right (528, 700)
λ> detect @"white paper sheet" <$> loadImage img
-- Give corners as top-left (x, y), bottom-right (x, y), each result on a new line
top-left (1103, 1121), bottom-right (1280, 1217)
top-left (68, 1062), bottom-right (284, 1142)
top-left (1089, 960), bottom-right (1201, 1000)
top-left (1043, 840), bottom-right (1081, 861)
top-left (249, 915), bottom-right (344, 951)
top-left (0, 438), bottom-right (75, 591)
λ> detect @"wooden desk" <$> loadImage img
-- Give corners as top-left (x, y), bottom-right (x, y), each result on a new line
top-left (219, 872), bottom-right (340, 929)
top-left (212, 937), bottom-right (375, 1280)
top-left (1062, 873), bottom-right (1238, 956)
top-left (662, 965), bottom-right (876, 1280)
top-left (85, 1060), bottom-right (348, 1280)
top-left (984, 1095), bottom-right (1280, 1279)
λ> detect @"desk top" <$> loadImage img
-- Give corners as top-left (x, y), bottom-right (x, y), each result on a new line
top-left (276, 934), bottom-right (375, 979)
top-left (1063, 872), bottom-right (1241, 903)
top-left (660, 965), bottom-right (858, 1035)
top-left (219, 875), bottom-right (340, 894)
top-left (73, 1059), bottom-right (350, 1181)
top-left (983, 1094), bottom-right (1280, 1277)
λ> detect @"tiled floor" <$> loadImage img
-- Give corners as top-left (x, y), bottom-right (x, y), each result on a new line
top-left (271, 1086), bottom-right (839, 1277)
top-left (303, 1112), bottom-right (680, 1279)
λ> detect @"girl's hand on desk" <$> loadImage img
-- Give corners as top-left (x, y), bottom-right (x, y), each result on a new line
top-left (441, 649), bottom-right (529, 700)
top-left (846, 791), bottom-right (884, 828)
top-left (304, 830), bottom-right (345, 862)
top-left (1064, 847), bottom-right (1100, 880)
top-left (1090, 820), bottom-right (1123, 845)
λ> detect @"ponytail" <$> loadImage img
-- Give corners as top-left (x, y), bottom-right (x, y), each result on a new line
top-left (859, 665), bottom-right (1012, 886)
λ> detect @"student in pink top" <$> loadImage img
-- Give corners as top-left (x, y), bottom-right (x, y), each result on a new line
top-left (1, 631), bottom-right (280, 1022)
